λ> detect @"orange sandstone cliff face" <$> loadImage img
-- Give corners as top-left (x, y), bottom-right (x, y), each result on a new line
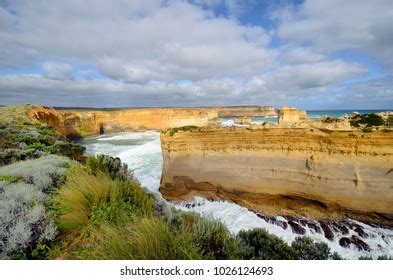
top-left (27, 106), bottom-right (276, 138)
top-left (27, 106), bottom-right (218, 138)
top-left (27, 106), bottom-right (82, 138)
top-left (160, 127), bottom-right (393, 224)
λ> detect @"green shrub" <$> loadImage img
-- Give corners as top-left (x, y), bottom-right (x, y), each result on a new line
top-left (385, 115), bottom-right (393, 127)
top-left (377, 255), bottom-right (393, 260)
top-left (86, 154), bottom-right (130, 181)
top-left (167, 126), bottom-right (199, 136)
top-left (350, 113), bottom-right (384, 127)
top-left (0, 175), bottom-right (21, 183)
top-left (24, 142), bottom-right (50, 152)
top-left (49, 141), bottom-right (86, 161)
top-left (191, 217), bottom-right (237, 259)
top-left (27, 242), bottom-right (52, 260)
top-left (0, 148), bottom-right (43, 166)
top-left (330, 252), bottom-right (344, 260)
top-left (236, 228), bottom-right (296, 260)
top-left (291, 236), bottom-right (330, 260)
top-left (359, 256), bottom-right (373, 260)
top-left (349, 119), bottom-right (360, 127)
top-left (323, 117), bottom-right (339, 123)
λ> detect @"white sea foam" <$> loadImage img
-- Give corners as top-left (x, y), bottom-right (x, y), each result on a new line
top-left (116, 138), bottom-right (162, 192)
top-left (220, 119), bottom-right (235, 126)
top-left (82, 131), bottom-right (393, 259)
top-left (96, 131), bottom-right (159, 141)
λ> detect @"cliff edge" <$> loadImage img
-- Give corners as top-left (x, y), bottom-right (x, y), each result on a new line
top-left (160, 126), bottom-right (393, 225)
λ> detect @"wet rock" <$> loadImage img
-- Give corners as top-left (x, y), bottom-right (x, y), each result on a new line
top-left (353, 225), bottom-right (369, 238)
top-left (288, 221), bottom-right (306, 234)
top-left (339, 236), bottom-right (370, 251)
top-left (279, 221), bottom-right (288, 230)
top-left (269, 216), bottom-right (277, 222)
top-left (332, 222), bottom-right (349, 235)
top-left (339, 237), bottom-right (351, 248)
top-left (351, 235), bottom-right (370, 251)
top-left (257, 215), bottom-right (289, 230)
top-left (306, 221), bottom-right (321, 234)
top-left (256, 213), bottom-right (268, 221)
top-left (271, 218), bottom-right (288, 230)
top-left (320, 221), bottom-right (334, 241)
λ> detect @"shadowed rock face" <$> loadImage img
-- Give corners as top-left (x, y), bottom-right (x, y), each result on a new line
top-left (27, 106), bottom-right (82, 139)
top-left (160, 127), bottom-right (393, 225)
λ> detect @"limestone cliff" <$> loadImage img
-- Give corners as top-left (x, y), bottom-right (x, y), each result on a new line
top-left (215, 106), bottom-right (276, 117)
top-left (160, 127), bottom-right (393, 224)
top-left (27, 105), bottom-right (276, 138)
top-left (278, 107), bottom-right (307, 126)
top-left (27, 106), bottom-right (218, 138)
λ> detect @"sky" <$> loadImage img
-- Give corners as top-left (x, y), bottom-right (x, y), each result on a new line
top-left (0, 0), bottom-right (392, 109)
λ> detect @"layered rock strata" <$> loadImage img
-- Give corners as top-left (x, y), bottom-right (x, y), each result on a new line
top-left (160, 127), bottom-right (393, 224)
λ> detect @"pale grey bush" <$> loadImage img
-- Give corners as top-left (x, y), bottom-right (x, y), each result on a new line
top-left (0, 154), bottom-right (71, 192)
top-left (0, 155), bottom-right (72, 259)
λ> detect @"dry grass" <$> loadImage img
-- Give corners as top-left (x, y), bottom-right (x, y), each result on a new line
top-left (81, 216), bottom-right (203, 260)
top-left (53, 165), bottom-right (117, 234)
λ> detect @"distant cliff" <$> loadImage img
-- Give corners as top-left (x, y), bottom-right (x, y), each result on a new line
top-left (160, 126), bottom-right (393, 225)
top-left (27, 106), bottom-right (217, 138)
top-left (27, 105), bottom-right (276, 138)
top-left (215, 106), bottom-right (276, 117)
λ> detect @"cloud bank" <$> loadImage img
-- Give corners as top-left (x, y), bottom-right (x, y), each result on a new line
top-left (0, 0), bottom-right (392, 109)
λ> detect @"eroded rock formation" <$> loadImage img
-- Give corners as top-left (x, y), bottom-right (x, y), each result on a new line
top-left (27, 106), bottom-right (82, 139)
top-left (160, 126), bottom-right (393, 225)
top-left (277, 106), bottom-right (308, 127)
top-left (27, 105), bottom-right (277, 138)
top-left (27, 106), bottom-right (218, 137)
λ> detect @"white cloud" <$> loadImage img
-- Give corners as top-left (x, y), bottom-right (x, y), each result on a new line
top-left (0, 0), bottom-right (273, 82)
top-left (0, 59), bottom-right (367, 107)
top-left (275, 0), bottom-right (393, 69)
top-left (262, 61), bottom-right (366, 91)
top-left (0, 0), bottom-right (390, 109)
top-left (279, 46), bottom-right (325, 64)
top-left (42, 62), bottom-right (73, 80)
